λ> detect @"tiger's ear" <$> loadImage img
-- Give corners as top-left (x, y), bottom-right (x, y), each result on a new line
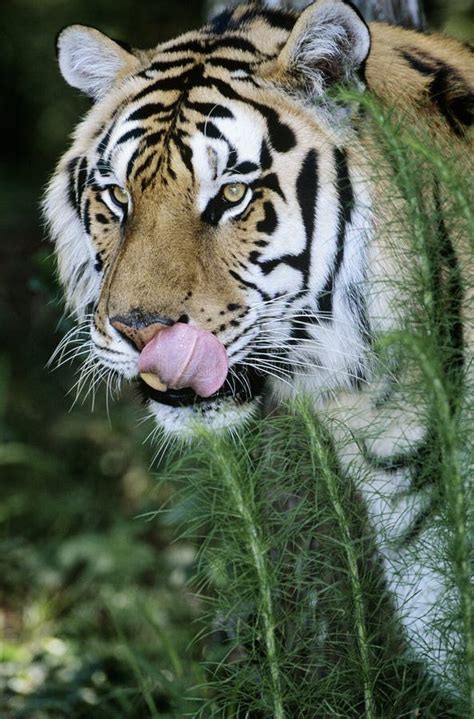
top-left (56, 25), bottom-right (139, 100)
top-left (277, 0), bottom-right (370, 95)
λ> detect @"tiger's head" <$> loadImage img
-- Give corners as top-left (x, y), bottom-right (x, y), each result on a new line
top-left (45, 0), bottom-right (374, 435)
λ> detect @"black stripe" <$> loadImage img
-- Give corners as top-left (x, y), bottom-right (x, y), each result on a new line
top-left (254, 9), bottom-right (295, 31)
top-left (256, 202), bottom-right (277, 235)
top-left (132, 64), bottom-right (205, 103)
top-left (117, 127), bottom-right (147, 145)
top-left (133, 151), bottom-right (156, 180)
top-left (211, 7), bottom-right (294, 34)
top-left (66, 157), bottom-right (80, 210)
top-left (96, 158), bottom-right (112, 177)
top-left (260, 140), bottom-right (272, 171)
top-left (166, 155), bottom-right (177, 181)
top-left (317, 148), bottom-right (353, 317)
top-left (126, 146), bottom-right (142, 180)
top-left (82, 198), bottom-right (91, 235)
top-left (290, 319), bottom-right (312, 343)
top-left (259, 149), bottom-right (318, 286)
top-left (141, 58), bottom-right (195, 75)
top-left (428, 66), bottom-right (474, 136)
top-left (74, 261), bottom-right (89, 286)
top-left (151, 35), bottom-right (260, 59)
top-left (161, 39), bottom-right (204, 54)
top-left (94, 252), bottom-right (103, 272)
top-left (401, 49), bottom-right (473, 136)
top-left (143, 130), bottom-right (164, 148)
top-left (295, 149), bottom-right (318, 287)
top-left (233, 161), bottom-right (259, 175)
top-left (201, 192), bottom-right (227, 226)
top-left (229, 269), bottom-right (270, 301)
top-left (361, 444), bottom-right (418, 473)
top-left (96, 124), bottom-right (115, 159)
top-left (187, 101), bottom-right (234, 119)
top-left (261, 106), bottom-right (296, 153)
top-left (207, 57), bottom-right (254, 73)
top-left (172, 134), bottom-right (194, 175)
top-left (210, 37), bottom-right (259, 54)
top-left (197, 120), bottom-right (223, 140)
top-left (347, 282), bottom-right (371, 342)
top-left (252, 172), bottom-right (285, 200)
top-left (225, 147), bottom-right (238, 172)
top-left (127, 103), bottom-right (168, 122)
top-left (76, 157), bottom-right (88, 205)
top-left (400, 49), bottom-right (434, 76)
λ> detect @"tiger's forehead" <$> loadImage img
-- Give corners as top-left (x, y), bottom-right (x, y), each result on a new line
top-left (105, 88), bottom-right (267, 183)
top-left (93, 53), bottom-right (298, 191)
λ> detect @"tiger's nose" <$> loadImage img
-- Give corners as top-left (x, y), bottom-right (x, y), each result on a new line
top-left (110, 312), bottom-right (188, 351)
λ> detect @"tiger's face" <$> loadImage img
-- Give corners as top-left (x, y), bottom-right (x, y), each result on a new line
top-left (45, 1), bottom-right (373, 434)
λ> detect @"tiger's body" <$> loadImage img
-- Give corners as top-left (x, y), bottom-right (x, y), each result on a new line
top-left (45, 0), bottom-right (473, 694)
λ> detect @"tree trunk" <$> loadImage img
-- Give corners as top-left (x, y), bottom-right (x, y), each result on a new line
top-left (346, 0), bottom-right (425, 29)
top-left (206, 0), bottom-right (425, 31)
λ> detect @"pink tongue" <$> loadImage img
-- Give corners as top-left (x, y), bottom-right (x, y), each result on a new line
top-left (138, 323), bottom-right (228, 398)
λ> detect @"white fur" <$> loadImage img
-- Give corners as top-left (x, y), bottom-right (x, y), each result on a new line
top-left (42, 165), bottom-right (100, 318)
top-left (148, 394), bottom-right (260, 436)
top-left (57, 25), bottom-right (136, 100)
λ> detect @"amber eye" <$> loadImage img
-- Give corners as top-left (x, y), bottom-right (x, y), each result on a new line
top-left (109, 185), bottom-right (129, 208)
top-left (221, 182), bottom-right (247, 204)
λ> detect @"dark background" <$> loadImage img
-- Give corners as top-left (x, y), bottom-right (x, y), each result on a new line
top-left (0, 1), bottom-right (472, 717)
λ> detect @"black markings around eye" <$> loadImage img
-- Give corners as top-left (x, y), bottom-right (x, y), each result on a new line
top-left (99, 185), bottom-right (130, 223)
top-left (201, 183), bottom-right (251, 226)
top-left (109, 185), bottom-right (129, 209)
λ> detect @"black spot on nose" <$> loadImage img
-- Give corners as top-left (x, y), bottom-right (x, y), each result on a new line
top-left (110, 311), bottom-right (174, 351)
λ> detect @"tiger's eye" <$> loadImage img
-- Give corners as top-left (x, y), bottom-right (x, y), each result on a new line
top-left (110, 185), bottom-right (129, 206)
top-left (222, 182), bottom-right (247, 203)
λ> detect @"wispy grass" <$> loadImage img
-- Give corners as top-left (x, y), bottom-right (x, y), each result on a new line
top-left (357, 89), bottom-right (473, 709)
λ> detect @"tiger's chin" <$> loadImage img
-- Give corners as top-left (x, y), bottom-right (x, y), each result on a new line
top-left (148, 395), bottom-right (260, 435)
top-left (140, 362), bottom-right (265, 435)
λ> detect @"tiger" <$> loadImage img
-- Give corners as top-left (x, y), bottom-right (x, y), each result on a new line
top-left (44, 0), bottom-right (473, 697)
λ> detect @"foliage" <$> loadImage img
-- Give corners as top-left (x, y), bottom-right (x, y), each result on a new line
top-left (0, 361), bottom-right (205, 718)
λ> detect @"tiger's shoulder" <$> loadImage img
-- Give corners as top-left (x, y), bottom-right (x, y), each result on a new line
top-left (366, 22), bottom-right (473, 141)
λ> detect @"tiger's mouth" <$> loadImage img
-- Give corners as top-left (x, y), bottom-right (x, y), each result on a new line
top-left (138, 361), bottom-right (266, 408)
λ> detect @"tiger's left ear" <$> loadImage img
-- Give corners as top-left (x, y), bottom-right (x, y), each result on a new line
top-left (277, 0), bottom-right (371, 95)
top-left (56, 25), bottom-right (140, 100)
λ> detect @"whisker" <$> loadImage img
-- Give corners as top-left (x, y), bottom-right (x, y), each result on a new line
top-left (150, 431), bottom-right (176, 467)
top-left (48, 324), bottom-right (92, 367)
top-left (249, 354), bottom-right (368, 385)
top-left (236, 359), bottom-right (294, 390)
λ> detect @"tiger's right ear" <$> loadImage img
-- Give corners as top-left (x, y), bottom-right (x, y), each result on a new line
top-left (277, 0), bottom-right (371, 96)
top-left (56, 25), bottom-right (140, 100)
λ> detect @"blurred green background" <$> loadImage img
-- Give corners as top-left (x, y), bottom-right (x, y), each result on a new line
top-left (0, 1), bottom-right (473, 717)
